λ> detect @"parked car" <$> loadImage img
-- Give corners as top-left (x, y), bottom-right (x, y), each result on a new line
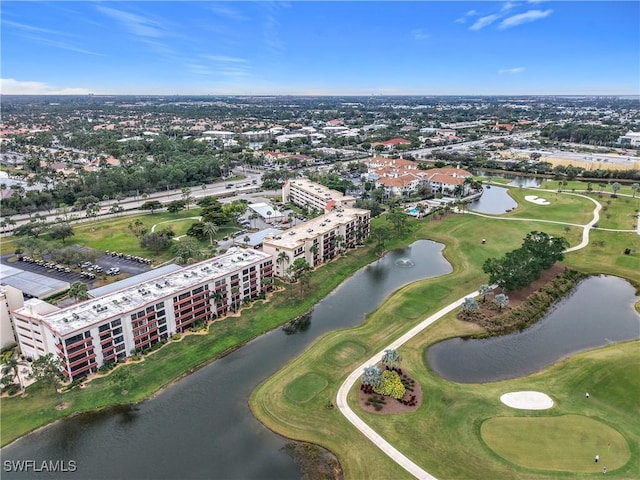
top-left (106, 267), bottom-right (120, 275)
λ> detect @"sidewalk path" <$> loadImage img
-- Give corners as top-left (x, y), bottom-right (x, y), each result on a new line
top-left (336, 189), bottom-right (602, 479)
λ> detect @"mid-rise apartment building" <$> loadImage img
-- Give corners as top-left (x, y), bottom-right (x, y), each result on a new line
top-left (12, 248), bottom-right (273, 380)
top-left (0, 285), bottom-right (24, 348)
top-left (283, 178), bottom-right (356, 213)
top-left (263, 207), bottom-right (370, 277)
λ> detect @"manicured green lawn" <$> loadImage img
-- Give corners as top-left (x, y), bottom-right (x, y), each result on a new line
top-left (589, 195), bottom-right (639, 230)
top-left (505, 187), bottom-right (595, 225)
top-left (251, 207), bottom-right (639, 479)
top-left (0, 216), bottom-right (417, 447)
top-left (539, 179), bottom-right (639, 196)
top-left (3, 187), bottom-right (638, 478)
top-left (481, 415), bottom-right (630, 472)
top-left (284, 373), bottom-right (329, 403)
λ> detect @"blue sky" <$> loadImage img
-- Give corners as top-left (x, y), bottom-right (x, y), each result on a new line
top-left (1, 1), bottom-right (638, 95)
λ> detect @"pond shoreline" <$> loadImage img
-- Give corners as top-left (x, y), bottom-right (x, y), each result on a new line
top-left (458, 266), bottom-right (587, 338)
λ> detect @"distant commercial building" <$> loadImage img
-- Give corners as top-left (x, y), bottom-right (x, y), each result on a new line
top-left (263, 207), bottom-right (370, 277)
top-left (0, 285), bottom-right (23, 348)
top-left (12, 248), bottom-right (273, 380)
top-left (283, 178), bottom-right (356, 213)
top-left (617, 131), bottom-right (640, 147)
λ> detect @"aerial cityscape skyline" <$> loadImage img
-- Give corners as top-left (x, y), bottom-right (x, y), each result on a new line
top-left (1, 1), bottom-right (638, 96)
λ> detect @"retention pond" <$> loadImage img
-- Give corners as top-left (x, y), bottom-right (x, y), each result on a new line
top-left (427, 275), bottom-right (640, 383)
top-left (3, 240), bottom-right (452, 480)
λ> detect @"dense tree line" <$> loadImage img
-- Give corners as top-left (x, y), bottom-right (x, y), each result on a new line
top-left (482, 231), bottom-right (568, 292)
top-left (0, 155), bottom-right (225, 215)
top-left (540, 124), bottom-right (624, 146)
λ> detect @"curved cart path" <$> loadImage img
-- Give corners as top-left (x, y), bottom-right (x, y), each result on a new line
top-left (336, 190), bottom-right (602, 479)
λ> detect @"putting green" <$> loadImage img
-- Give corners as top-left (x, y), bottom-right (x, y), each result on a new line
top-left (325, 340), bottom-right (366, 366)
top-left (284, 373), bottom-right (328, 404)
top-left (481, 415), bottom-right (630, 472)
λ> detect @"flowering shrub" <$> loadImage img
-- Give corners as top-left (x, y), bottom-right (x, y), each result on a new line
top-left (373, 370), bottom-right (406, 399)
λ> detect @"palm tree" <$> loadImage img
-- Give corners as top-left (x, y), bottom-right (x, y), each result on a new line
top-left (478, 284), bottom-right (493, 302)
top-left (416, 203), bottom-right (426, 218)
top-left (276, 251), bottom-right (289, 274)
top-left (631, 183), bottom-right (639, 198)
top-left (611, 182), bottom-right (621, 198)
top-left (69, 281), bottom-right (88, 302)
top-left (1, 356), bottom-right (22, 391)
top-left (230, 286), bottom-right (240, 312)
top-left (494, 293), bottom-right (510, 311)
top-left (266, 210), bottom-right (273, 223)
top-left (249, 213), bottom-right (259, 229)
top-left (308, 245), bottom-right (319, 266)
top-left (381, 349), bottom-right (402, 370)
top-left (288, 212), bottom-right (295, 226)
top-left (462, 297), bottom-right (479, 313)
top-left (361, 365), bottom-right (382, 388)
top-left (201, 222), bottom-right (219, 246)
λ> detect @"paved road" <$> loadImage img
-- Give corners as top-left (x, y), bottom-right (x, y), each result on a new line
top-left (335, 187), bottom-right (603, 479)
top-left (0, 170), bottom-right (262, 233)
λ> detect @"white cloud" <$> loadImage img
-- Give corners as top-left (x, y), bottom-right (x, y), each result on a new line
top-left (498, 67), bottom-right (525, 74)
top-left (501, 2), bottom-right (516, 12)
top-left (455, 9), bottom-right (477, 24)
top-left (470, 14), bottom-right (500, 31)
top-left (499, 9), bottom-right (553, 29)
top-left (207, 4), bottom-right (248, 21)
top-left (22, 34), bottom-right (104, 56)
top-left (412, 29), bottom-right (430, 40)
top-left (203, 55), bottom-right (247, 64)
top-left (96, 6), bottom-right (163, 39)
top-left (2, 20), bottom-right (66, 36)
top-left (1, 78), bottom-right (91, 95)
top-left (190, 55), bottom-right (251, 78)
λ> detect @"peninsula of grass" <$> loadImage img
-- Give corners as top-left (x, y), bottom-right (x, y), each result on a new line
top-left (251, 201), bottom-right (639, 479)
top-left (505, 187), bottom-right (596, 225)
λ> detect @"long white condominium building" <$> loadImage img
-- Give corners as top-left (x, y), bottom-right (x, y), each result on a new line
top-left (12, 248), bottom-right (273, 380)
top-left (283, 178), bottom-right (356, 213)
top-left (262, 206), bottom-right (370, 277)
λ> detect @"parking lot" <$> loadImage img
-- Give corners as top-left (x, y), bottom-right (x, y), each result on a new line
top-left (1, 250), bottom-right (153, 288)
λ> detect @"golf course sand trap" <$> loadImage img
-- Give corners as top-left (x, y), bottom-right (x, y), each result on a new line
top-left (500, 391), bottom-right (554, 410)
top-left (524, 195), bottom-right (550, 205)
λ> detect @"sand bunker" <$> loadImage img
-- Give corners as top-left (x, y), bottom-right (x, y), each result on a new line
top-left (525, 195), bottom-right (550, 205)
top-left (500, 391), bottom-right (554, 410)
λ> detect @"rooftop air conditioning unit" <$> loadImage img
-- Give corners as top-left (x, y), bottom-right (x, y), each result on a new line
top-left (72, 313), bottom-right (79, 319)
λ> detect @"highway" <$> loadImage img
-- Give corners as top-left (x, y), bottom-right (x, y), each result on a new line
top-left (0, 170), bottom-right (263, 234)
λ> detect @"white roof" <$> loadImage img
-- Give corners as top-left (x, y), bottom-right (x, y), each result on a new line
top-left (15, 248), bottom-right (271, 336)
top-left (248, 202), bottom-right (284, 219)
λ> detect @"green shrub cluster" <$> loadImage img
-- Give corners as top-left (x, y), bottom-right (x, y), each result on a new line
top-left (373, 370), bottom-right (406, 399)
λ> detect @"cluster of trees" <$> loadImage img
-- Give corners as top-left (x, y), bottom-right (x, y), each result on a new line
top-left (482, 231), bottom-right (568, 292)
top-left (540, 124), bottom-right (625, 146)
top-left (0, 154), bottom-right (226, 216)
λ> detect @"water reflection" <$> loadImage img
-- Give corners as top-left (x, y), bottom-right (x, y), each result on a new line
top-left (427, 276), bottom-right (640, 383)
top-left (470, 186), bottom-right (518, 214)
top-left (3, 240), bottom-right (452, 480)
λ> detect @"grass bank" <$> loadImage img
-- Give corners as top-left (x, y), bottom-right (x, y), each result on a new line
top-left (0, 216), bottom-right (413, 446)
top-left (250, 205), bottom-right (639, 478)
